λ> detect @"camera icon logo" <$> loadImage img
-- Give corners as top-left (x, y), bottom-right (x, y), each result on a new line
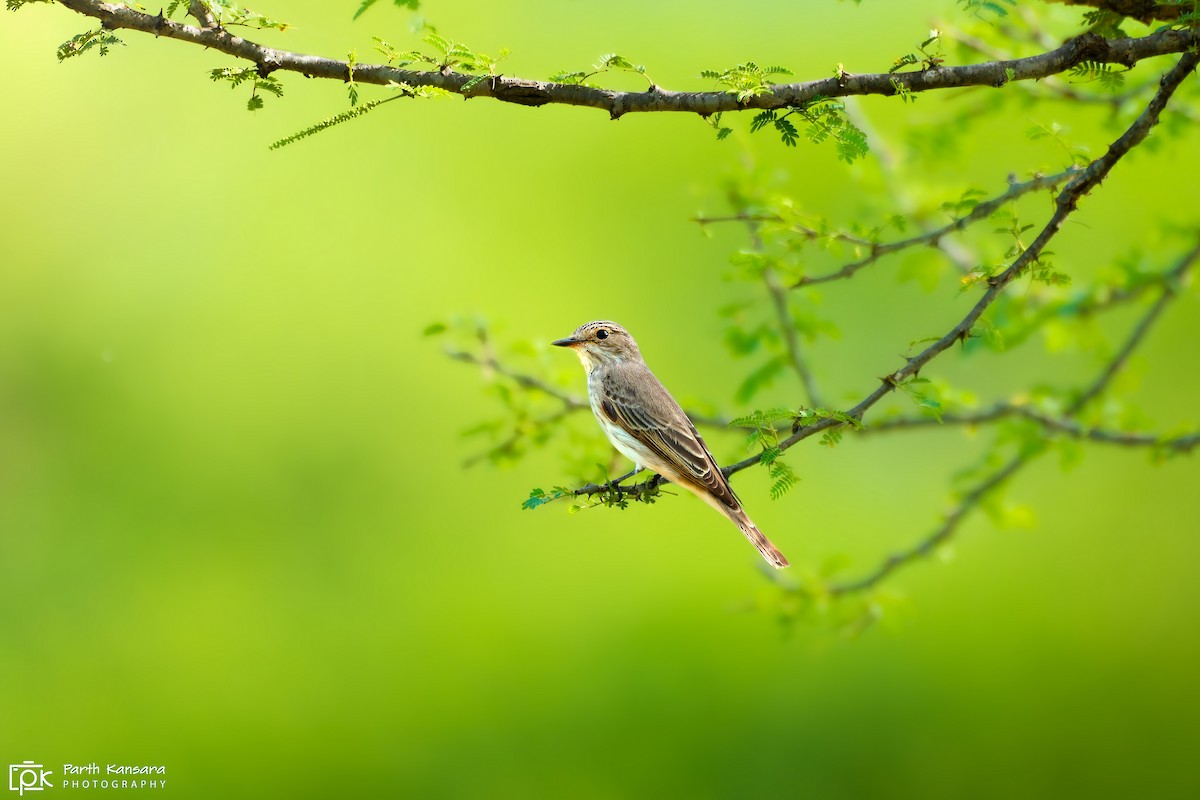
top-left (7, 763), bottom-right (52, 796)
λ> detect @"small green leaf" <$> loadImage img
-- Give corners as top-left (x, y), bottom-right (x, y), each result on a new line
top-left (522, 488), bottom-right (549, 510)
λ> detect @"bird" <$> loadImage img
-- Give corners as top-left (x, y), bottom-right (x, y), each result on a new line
top-left (552, 320), bottom-right (790, 568)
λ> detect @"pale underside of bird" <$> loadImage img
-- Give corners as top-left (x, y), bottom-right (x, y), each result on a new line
top-left (552, 320), bottom-right (790, 569)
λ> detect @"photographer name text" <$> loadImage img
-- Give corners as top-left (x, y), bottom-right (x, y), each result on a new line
top-left (61, 764), bottom-right (167, 790)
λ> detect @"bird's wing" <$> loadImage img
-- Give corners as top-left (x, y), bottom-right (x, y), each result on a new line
top-left (599, 365), bottom-right (739, 508)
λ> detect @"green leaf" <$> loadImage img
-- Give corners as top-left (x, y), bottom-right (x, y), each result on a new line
top-left (597, 53), bottom-right (634, 70)
top-left (769, 459), bottom-right (800, 499)
top-left (775, 117), bottom-right (799, 147)
top-left (550, 70), bottom-right (590, 85)
top-left (750, 110), bottom-right (777, 133)
top-left (270, 97), bottom-right (393, 149)
top-left (56, 28), bottom-right (124, 61)
top-left (522, 488), bottom-right (550, 510)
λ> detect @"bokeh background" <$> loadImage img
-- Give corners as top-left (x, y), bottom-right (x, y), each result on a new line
top-left (2, 1), bottom-right (1199, 797)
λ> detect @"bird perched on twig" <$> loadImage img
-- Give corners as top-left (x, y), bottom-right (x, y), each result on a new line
top-left (553, 320), bottom-right (790, 568)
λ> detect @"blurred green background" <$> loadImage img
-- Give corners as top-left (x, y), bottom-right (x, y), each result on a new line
top-left (2, 1), bottom-right (1199, 797)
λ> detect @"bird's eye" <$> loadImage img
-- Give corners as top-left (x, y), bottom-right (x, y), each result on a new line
top-left (596, 329), bottom-right (609, 340)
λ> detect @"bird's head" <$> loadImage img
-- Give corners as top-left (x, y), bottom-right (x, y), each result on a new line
top-left (552, 321), bottom-right (642, 369)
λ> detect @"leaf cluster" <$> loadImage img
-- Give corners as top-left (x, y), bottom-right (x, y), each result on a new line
top-left (793, 407), bottom-right (865, 448)
top-left (551, 53), bottom-right (653, 89)
top-left (210, 66), bottom-right (284, 111)
top-left (889, 30), bottom-right (945, 74)
top-left (56, 28), bottom-right (123, 61)
top-left (1080, 9), bottom-right (1130, 38)
top-left (893, 376), bottom-right (944, 421)
top-left (797, 98), bottom-right (870, 163)
top-left (700, 62), bottom-right (793, 103)
top-left (374, 31), bottom-right (509, 90)
top-left (718, 97), bottom-right (868, 162)
top-left (1067, 61), bottom-right (1128, 91)
top-left (203, 0), bottom-right (290, 31)
top-left (1165, 9), bottom-right (1200, 30)
top-left (991, 207), bottom-right (1071, 287)
top-left (522, 486), bottom-right (572, 510)
top-left (729, 408), bottom-right (806, 498)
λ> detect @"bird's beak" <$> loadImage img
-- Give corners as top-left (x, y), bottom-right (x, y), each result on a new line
top-left (551, 336), bottom-right (580, 347)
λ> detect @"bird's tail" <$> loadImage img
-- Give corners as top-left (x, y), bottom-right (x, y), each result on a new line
top-left (726, 507), bottom-right (790, 569)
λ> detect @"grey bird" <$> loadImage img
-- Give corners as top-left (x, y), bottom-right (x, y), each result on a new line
top-left (553, 320), bottom-right (790, 568)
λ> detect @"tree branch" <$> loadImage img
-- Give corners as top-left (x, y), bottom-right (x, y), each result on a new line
top-left (569, 50), bottom-right (1198, 510)
top-left (867, 402), bottom-right (1200, 452)
top-left (850, 102), bottom-right (980, 275)
top-left (829, 230), bottom-right (1199, 595)
top-left (828, 451), bottom-right (1030, 596)
top-left (444, 347), bottom-right (586, 411)
top-left (187, 1), bottom-right (215, 29)
top-left (692, 214), bottom-right (876, 251)
top-left (794, 168), bottom-right (1080, 288)
top-left (1065, 244), bottom-right (1195, 414)
top-left (49, 1), bottom-right (1199, 117)
top-left (729, 49), bottom-right (1198, 469)
top-left (950, 28), bottom-right (1138, 111)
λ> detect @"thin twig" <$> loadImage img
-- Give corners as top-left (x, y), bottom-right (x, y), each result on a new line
top-left (865, 402), bottom-right (1200, 452)
top-left (1001, 249), bottom-right (1198, 348)
top-left (794, 168), bottom-right (1078, 287)
top-left (828, 451), bottom-right (1029, 595)
top-left (944, 20), bottom-right (1148, 112)
top-left (765, 267), bottom-right (823, 406)
top-left (462, 406), bottom-right (576, 468)
top-left (445, 348), bottom-right (586, 410)
top-left (830, 345), bottom-right (1164, 595)
top-left (828, 230), bottom-right (1200, 595)
top-left (843, 101), bottom-right (978, 275)
top-left (1066, 237), bottom-right (1199, 414)
top-left (692, 214), bottom-right (876, 250)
